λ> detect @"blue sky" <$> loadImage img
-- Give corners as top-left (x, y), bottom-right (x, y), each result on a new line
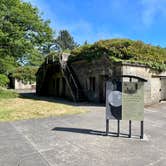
top-left (24, 0), bottom-right (166, 47)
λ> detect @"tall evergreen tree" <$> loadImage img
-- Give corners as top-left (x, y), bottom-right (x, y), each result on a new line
top-left (83, 40), bottom-right (88, 45)
top-left (56, 30), bottom-right (78, 50)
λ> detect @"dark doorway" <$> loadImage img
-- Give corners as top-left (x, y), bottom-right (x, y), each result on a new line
top-left (62, 77), bottom-right (66, 97)
top-left (56, 78), bottom-right (60, 97)
top-left (89, 77), bottom-right (96, 92)
top-left (99, 75), bottom-right (108, 103)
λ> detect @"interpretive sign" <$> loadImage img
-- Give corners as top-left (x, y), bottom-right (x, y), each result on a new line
top-left (106, 80), bottom-right (144, 121)
top-left (105, 76), bottom-right (145, 139)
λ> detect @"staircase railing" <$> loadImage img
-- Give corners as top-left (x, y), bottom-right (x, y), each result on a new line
top-left (59, 53), bottom-right (79, 101)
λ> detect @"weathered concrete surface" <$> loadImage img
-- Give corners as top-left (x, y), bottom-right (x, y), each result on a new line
top-left (0, 102), bottom-right (166, 166)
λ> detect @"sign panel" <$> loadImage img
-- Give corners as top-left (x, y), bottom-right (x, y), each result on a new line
top-left (122, 82), bottom-right (144, 121)
top-left (106, 80), bottom-right (122, 120)
top-left (106, 80), bottom-right (144, 121)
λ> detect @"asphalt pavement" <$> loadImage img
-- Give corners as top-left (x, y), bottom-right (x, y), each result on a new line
top-left (0, 102), bottom-right (166, 166)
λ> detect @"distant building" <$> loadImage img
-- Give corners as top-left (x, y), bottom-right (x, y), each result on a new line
top-left (9, 77), bottom-right (36, 90)
top-left (36, 53), bottom-right (166, 105)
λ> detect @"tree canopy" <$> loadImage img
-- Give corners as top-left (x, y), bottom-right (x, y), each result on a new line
top-left (56, 30), bottom-right (79, 51)
top-left (0, 0), bottom-right (54, 73)
top-left (70, 39), bottom-right (166, 71)
top-left (12, 66), bottom-right (38, 83)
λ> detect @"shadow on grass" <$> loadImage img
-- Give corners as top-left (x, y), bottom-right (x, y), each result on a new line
top-left (18, 92), bottom-right (105, 107)
top-left (52, 127), bottom-right (132, 139)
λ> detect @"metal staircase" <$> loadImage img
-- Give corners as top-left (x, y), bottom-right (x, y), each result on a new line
top-left (59, 53), bottom-right (86, 102)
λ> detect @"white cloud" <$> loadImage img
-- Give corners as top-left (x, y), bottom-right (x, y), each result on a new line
top-left (141, 0), bottom-right (166, 27)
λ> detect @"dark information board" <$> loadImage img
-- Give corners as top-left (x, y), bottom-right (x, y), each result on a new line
top-left (106, 80), bottom-right (122, 120)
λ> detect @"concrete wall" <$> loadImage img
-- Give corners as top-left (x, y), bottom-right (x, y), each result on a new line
top-left (14, 79), bottom-right (36, 90)
top-left (71, 56), bottom-right (122, 102)
top-left (39, 57), bottom-right (166, 105)
top-left (47, 71), bottom-right (72, 99)
top-left (122, 64), bottom-right (166, 105)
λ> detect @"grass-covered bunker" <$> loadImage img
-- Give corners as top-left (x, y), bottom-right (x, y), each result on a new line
top-left (36, 39), bottom-right (166, 105)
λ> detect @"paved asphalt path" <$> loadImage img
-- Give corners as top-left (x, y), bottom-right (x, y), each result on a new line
top-left (0, 102), bottom-right (166, 166)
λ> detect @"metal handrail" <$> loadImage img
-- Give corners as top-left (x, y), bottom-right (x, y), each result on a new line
top-left (59, 52), bottom-right (78, 101)
top-left (66, 65), bottom-right (79, 90)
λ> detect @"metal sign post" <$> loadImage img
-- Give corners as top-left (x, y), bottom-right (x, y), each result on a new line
top-left (129, 77), bottom-right (132, 138)
top-left (117, 120), bottom-right (120, 137)
top-left (106, 119), bottom-right (109, 136)
top-left (140, 121), bottom-right (144, 139)
top-left (129, 120), bottom-right (132, 138)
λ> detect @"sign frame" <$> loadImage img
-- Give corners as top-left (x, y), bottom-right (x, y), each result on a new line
top-left (105, 75), bottom-right (147, 139)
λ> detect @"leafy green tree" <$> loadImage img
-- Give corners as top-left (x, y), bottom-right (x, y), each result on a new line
top-left (0, 74), bottom-right (9, 87)
top-left (56, 30), bottom-right (79, 50)
top-left (12, 66), bottom-right (38, 83)
top-left (0, 56), bottom-right (16, 74)
top-left (0, 0), bottom-right (54, 73)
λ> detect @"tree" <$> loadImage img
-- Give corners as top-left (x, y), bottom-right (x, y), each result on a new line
top-left (12, 66), bottom-right (38, 84)
top-left (0, 74), bottom-right (9, 87)
top-left (0, 0), bottom-right (54, 73)
top-left (56, 30), bottom-right (78, 50)
top-left (83, 40), bottom-right (88, 45)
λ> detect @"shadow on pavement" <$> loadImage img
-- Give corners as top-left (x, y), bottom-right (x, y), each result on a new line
top-left (52, 127), bottom-right (132, 138)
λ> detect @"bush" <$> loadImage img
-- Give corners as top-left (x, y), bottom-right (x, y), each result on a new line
top-left (0, 87), bottom-right (19, 99)
top-left (0, 74), bottom-right (9, 87)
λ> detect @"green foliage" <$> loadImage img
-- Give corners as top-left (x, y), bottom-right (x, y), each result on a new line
top-left (26, 49), bottom-right (45, 66)
top-left (45, 52), bottom-right (59, 63)
top-left (12, 66), bottom-right (38, 83)
top-left (71, 39), bottom-right (166, 71)
top-left (0, 0), bottom-right (54, 73)
top-left (56, 30), bottom-right (79, 50)
top-left (0, 74), bottom-right (9, 87)
top-left (83, 40), bottom-right (88, 45)
top-left (0, 56), bottom-right (17, 74)
top-left (0, 87), bottom-right (18, 99)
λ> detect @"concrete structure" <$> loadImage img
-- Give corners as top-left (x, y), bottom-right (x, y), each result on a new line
top-left (36, 54), bottom-right (166, 105)
top-left (10, 78), bottom-right (36, 90)
top-left (122, 63), bottom-right (166, 105)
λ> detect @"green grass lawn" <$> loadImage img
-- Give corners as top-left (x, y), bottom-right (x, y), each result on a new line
top-left (0, 89), bottom-right (88, 122)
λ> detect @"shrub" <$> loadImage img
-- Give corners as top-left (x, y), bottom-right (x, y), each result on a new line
top-left (0, 74), bottom-right (9, 87)
top-left (0, 87), bottom-right (19, 99)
